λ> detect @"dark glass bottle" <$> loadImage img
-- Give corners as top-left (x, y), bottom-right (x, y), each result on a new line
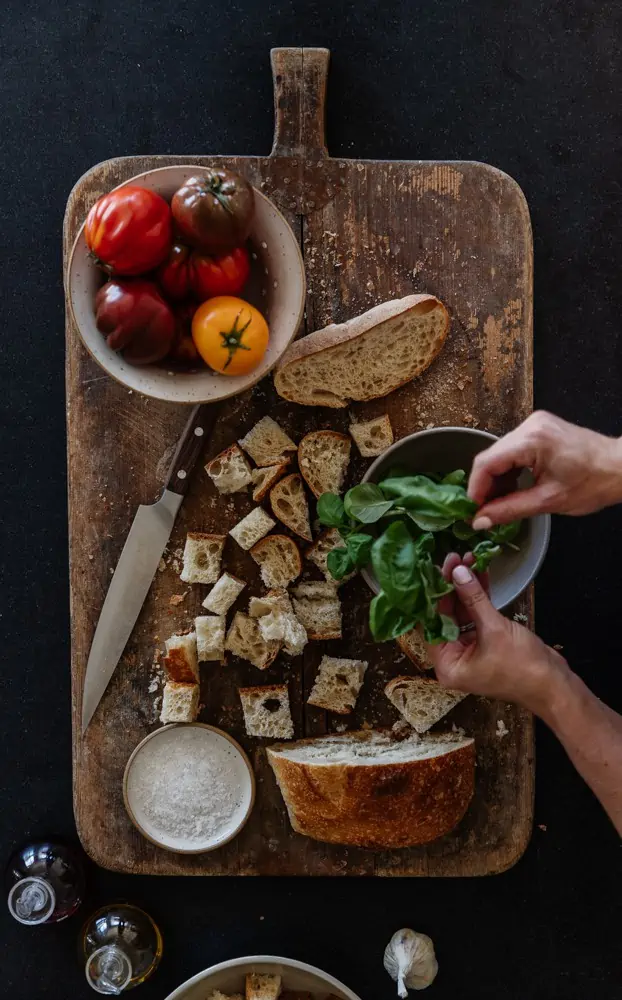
top-left (82, 903), bottom-right (163, 994)
top-left (5, 840), bottom-right (85, 925)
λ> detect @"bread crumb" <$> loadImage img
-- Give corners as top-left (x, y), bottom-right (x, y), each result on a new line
top-left (169, 592), bottom-right (187, 606)
top-left (158, 558), bottom-right (166, 573)
top-left (553, 643), bottom-right (564, 651)
top-left (496, 719), bottom-right (509, 738)
top-left (538, 824), bottom-right (547, 832)
top-left (513, 612), bottom-right (529, 623)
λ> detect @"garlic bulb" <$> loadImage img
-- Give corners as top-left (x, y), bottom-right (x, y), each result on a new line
top-left (384, 928), bottom-right (438, 996)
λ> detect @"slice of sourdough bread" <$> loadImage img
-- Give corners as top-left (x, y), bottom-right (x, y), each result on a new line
top-left (274, 295), bottom-right (449, 408)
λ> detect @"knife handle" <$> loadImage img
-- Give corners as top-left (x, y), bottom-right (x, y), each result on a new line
top-left (164, 403), bottom-right (217, 496)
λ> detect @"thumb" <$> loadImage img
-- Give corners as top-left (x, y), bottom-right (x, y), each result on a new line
top-left (472, 483), bottom-right (556, 529)
top-left (451, 564), bottom-right (497, 627)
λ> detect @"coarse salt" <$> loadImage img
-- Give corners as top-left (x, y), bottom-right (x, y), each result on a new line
top-left (127, 727), bottom-right (248, 848)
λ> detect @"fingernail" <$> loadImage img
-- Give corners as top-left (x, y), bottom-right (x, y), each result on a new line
top-left (453, 565), bottom-right (473, 585)
top-left (472, 516), bottom-right (492, 531)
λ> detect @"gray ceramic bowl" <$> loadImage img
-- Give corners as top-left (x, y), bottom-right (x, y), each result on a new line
top-left (361, 426), bottom-right (550, 610)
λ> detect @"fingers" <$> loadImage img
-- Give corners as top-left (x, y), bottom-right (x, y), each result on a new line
top-left (463, 551), bottom-right (490, 596)
top-left (450, 564), bottom-right (497, 627)
top-left (472, 482), bottom-right (558, 529)
top-left (468, 431), bottom-right (537, 507)
top-left (438, 552), bottom-right (461, 616)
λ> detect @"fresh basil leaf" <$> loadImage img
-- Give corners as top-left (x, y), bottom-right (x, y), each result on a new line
top-left (371, 521), bottom-right (420, 612)
top-left (327, 547), bottom-right (355, 580)
top-left (442, 469), bottom-right (467, 487)
top-left (345, 532), bottom-right (374, 568)
top-left (487, 520), bottom-right (522, 547)
top-left (414, 531), bottom-right (436, 556)
top-left (423, 613), bottom-right (460, 645)
top-left (317, 492), bottom-right (346, 528)
top-left (369, 591), bottom-right (417, 641)
top-left (472, 539), bottom-right (502, 572)
top-left (379, 475), bottom-right (478, 531)
top-left (452, 520), bottom-right (476, 540)
top-left (344, 483), bottom-right (395, 523)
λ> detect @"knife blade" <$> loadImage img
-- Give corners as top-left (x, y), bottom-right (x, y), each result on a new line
top-left (81, 403), bottom-right (217, 733)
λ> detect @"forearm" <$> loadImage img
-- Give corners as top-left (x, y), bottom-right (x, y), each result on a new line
top-left (540, 669), bottom-right (622, 834)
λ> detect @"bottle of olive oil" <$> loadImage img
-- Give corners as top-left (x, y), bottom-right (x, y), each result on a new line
top-left (5, 840), bottom-right (85, 925)
top-left (81, 903), bottom-right (162, 994)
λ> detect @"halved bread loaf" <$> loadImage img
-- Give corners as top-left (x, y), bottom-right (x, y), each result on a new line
top-left (250, 534), bottom-right (302, 589)
top-left (270, 474), bottom-right (312, 541)
top-left (225, 612), bottom-right (281, 670)
top-left (267, 730), bottom-right (475, 847)
top-left (298, 430), bottom-right (351, 497)
top-left (385, 676), bottom-right (466, 733)
top-left (349, 414), bottom-right (394, 457)
top-left (274, 295), bottom-right (449, 408)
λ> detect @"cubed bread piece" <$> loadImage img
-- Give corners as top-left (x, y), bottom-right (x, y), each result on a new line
top-left (249, 590), bottom-right (307, 657)
top-left (239, 688), bottom-right (293, 740)
top-left (238, 416), bottom-right (297, 467)
top-left (225, 612), bottom-right (281, 670)
top-left (180, 532), bottom-right (226, 585)
top-left (164, 632), bottom-right (199, 682)
top-left (298, 430), bottom-right (351, 498)
top-left (250, 534), bottom-right (302, 589)
top-left (307, 655), bottom-right (368, 714)
top-left (251, 459), bottom-right (291, 502)
top-left (270, 474), bottom-right (312, 541)
top-left (205, 443), bottom-right (253, 493)
top-left (349, 414), bottom-right (394, 456)
top-left (396, 628), bottom-right (433, 670)
top-left (209, 991), bottom-right (244, 1000)
top-left (385, 676), bottom-right (466, 733)
top-left (202, 572), bottom-right (246, 614)
top-left (291, 582), bottom-right (342, 640)
top-left (306, 528), bottom-right (356, 586)
top-left (194, 615), bottom-right (226, 662)
top-left (229, 508), bottom-right (276, 551)
top-left (160, 681), bottom-right (199, 724)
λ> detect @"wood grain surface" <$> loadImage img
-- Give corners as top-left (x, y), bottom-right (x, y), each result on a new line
top-left (64, 47), bottom-right (534, 876)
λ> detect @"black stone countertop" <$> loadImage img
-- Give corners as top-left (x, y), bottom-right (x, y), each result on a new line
top-left (1, 2), bottom-right (621, 997)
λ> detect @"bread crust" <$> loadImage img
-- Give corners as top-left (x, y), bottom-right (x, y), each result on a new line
top-left (274, 295), bottom-right (449, 407)
top-left (267, 731), bottom-right (475, 848)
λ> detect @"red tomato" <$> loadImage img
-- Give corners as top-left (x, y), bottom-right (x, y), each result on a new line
top-left (94, 279), bottom-right (176, 365)
top-left (85, 186), bottom-right (172, 276)
top-left (156, 243), bottom-right (193, 300)
top-left (190, 246), bottom-right (251, 300)
top-left (168, 301), bottom-right (202, 364)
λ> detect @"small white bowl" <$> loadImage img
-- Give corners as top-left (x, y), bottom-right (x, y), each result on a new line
top-left (123, 724), bottom-right (255, 854)
top-left (67, 164), bottom-right (305, 403)
top-left (165, 955), bottom-right (362, 1000)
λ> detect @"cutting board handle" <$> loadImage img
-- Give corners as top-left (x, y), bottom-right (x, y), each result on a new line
top-left (271, 47), bottom-right (329, 159)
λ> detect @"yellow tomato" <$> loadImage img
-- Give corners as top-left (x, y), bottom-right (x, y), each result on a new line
top-left (191, 296), bottom-right (269, 375)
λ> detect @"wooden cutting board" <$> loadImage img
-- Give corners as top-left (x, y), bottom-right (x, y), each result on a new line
top-left (64, 47), bottom-right (534, 876)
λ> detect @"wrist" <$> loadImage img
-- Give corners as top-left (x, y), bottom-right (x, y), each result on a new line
top-left (536, 664), bottom-right (585, 730)
top-left (596, 435), bottom-right (622, 509)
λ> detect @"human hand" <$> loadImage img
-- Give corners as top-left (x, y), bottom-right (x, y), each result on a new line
top-left (468, 411), bottom-right (622, 529)
top-left (425, 553), bottom-right (570, 717)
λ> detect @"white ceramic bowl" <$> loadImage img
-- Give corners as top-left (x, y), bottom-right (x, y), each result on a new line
top-left (164, 955), bottom-right (362, 1000)
top-left (67, 165), bottom-right (305, 403)
top-left (361, 426), bottom-right (551, 610)
top-left (123, 724), bottom-right (255, 854)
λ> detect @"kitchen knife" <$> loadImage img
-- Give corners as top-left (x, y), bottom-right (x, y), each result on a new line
top-left (81, 403), bottom-right (217, 733)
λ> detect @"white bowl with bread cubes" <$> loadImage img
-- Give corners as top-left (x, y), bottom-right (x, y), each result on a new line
top-left (136, 290), bottom-right (487, 855)
top-left (165, 956), bottom-right (361, 1000)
